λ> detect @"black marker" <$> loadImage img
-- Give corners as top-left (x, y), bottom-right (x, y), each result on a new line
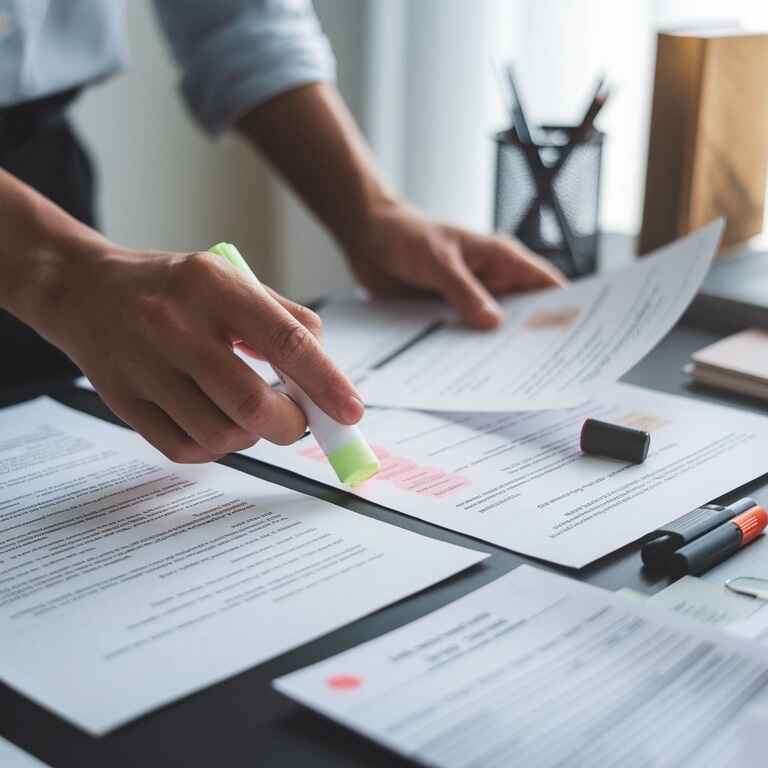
top-left (641, 497), bottom-right (757, 567)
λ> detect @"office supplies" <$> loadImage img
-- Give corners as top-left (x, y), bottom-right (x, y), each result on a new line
top-left (359, 221), bottom-right (722, 412)
top-left (274, 565), bottom-right (768, 768)
top-left (640, 28), bottom-right (768, 254)
top-left (726, 576), bottom-right (768, 600)
top-left (246, 382), bottom-right (768, 568)
top-left (0, 738), bottom-right (50, 768)
top-left (642, 497), bottom-right (757, 567)
top-left (512, 73), bottom-right (607, 237)
top-left (495, 71), bottom-right (608, 278)
top-left (580, 417), bottom-right (649, 463)
top-left (209, 242), bottom-right (379, 487)
top-left (574, 77), bottom-right (610, 139)
top-left (671, 503), bottom-right (767, 575)
top-left (504, 65), bottom-right (579, 275)
top-left (0, 397), bottom-right (484, 734)
top-left (687, 328), bottom-right (768, 401)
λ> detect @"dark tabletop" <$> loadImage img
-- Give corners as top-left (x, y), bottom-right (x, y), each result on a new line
top-left (3, 307), bottom-right (768, 767)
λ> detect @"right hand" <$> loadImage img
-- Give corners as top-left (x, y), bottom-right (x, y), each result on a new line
top-left (31, 245), bottom-right (364, 463)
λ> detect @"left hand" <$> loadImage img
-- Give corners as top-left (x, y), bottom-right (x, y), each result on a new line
top-left (345, 201), bottom-right (567, 329)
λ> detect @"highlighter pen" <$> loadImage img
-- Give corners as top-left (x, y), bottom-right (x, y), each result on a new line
top-left (641, 497), bottom-right (757, 567)
top-left (208, 242), bottom-right (380, 487)
top-left (670, 503), bottom-right (768, 576)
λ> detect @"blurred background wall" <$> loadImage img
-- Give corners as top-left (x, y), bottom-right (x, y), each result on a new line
top-left (72, 0), bottom-right (768, 301)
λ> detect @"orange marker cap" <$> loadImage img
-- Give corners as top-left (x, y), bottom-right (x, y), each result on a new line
top-left (734, 504), bottom-right (768, 546)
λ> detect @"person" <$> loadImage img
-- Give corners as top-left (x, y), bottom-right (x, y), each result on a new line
top-left (0, 0), bottom-right (563, 463)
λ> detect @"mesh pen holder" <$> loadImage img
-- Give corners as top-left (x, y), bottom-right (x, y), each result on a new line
top-left (493, 126), bottom-right (604, 278)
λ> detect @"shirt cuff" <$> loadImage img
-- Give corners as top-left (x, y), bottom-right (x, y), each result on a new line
top-left (180, 13), bottom-right (336, 135)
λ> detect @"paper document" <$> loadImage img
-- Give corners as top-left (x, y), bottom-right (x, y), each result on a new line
top-left (247, 382), bottom-right (768, 567)
top-left (309, 297), bottom-right (444, 382)
top-left (730, 603), bottom-right (768, 643)
top-left (0, 398), bottom-right (485, 734)
top-left (275, 565), bottom-right (768, 768)
top-left (359, 221), bottom-right (723, 411)
top-left (0, 739), bottom-right (49, 768)
top-left (647, 575), bottom-right (762, 627)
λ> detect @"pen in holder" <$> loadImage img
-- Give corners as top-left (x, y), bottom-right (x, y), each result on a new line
top-left (493, 126), bottom-right (604, 278)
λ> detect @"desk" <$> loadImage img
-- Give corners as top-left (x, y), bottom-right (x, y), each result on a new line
top-left (2, 325), bottom-right (768, 768)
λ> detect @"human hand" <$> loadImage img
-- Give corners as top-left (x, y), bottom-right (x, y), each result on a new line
top-left (32, 245), bottom-right (363, 462)
top-left (345, 201), bottom-right (566, 329)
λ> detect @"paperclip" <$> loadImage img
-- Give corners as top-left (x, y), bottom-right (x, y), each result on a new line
top-left (725, 576), bottom-right (768, 600)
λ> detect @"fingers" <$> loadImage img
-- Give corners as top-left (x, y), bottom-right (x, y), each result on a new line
top-left (263, 286), bottom-right (323, 339)
top-left (225, 287), bottom-right (364, 425)
top-left (467, 232), bottom-right (567, 292)
top-left (435, 254), bottom-right (504, 330)
top-left (190, 346), bottom-right (308, 445)
top-left (151, 374), bottom-right (261, 455)
top-left (106, 396), bottom-right (223, 464)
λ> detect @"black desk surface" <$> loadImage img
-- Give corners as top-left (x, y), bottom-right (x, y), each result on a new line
top-left (3, 321), bottom-right (768, 767)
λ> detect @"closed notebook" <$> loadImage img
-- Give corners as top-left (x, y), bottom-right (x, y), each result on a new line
top-left (688, 328), bottom-right (768, 399)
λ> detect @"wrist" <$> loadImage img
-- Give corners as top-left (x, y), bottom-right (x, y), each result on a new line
top-left (337, 190), bottom-right (403, 258)
top-left (1, 231), bottom-right (111, 333)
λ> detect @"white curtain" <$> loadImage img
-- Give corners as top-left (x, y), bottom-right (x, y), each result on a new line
top-left (362, 0), bottom-right (768, 236)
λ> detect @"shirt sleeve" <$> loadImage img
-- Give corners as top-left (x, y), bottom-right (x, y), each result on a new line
top-left (151, 0), bottom-right (336, 135)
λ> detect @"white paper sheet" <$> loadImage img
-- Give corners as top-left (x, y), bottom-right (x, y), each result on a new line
top-left (311, 297), bottom-right (445, 382)
top-left (730, 604), bottom-right (768, 643)
top-left (0, 398), bottom-right (485, 735)
top-left (274, 565), bottom-right (768, 768)
top-left (359, 221), bottom-right (723, 412)
top-left (246, 382), bottom-right (768, 567)
top-left (647, 575), bottom-right (762, 627)
top-left (0, 739), bottom-right (49, 768)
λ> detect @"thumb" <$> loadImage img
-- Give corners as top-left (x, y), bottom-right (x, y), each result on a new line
top-left (436, 257), bottom-right (503, 329)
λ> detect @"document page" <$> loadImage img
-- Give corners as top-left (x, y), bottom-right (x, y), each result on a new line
top-left (359, 221), bottom-right (723, 411)
top-left (275, 565), bottom-right (768, 768)
top-left (0, 738), bottom-right (49, 768)
top-left (0, 398), bottom-right (485, 734)
top-left (247, 382), bottom-right (768, 566)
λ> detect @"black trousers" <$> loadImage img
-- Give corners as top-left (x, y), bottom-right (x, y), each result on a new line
top-left (0, 92), bottom-right (95, 388)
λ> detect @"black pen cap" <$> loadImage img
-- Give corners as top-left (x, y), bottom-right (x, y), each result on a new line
top-left (580, 419), bottom-right (650, 464)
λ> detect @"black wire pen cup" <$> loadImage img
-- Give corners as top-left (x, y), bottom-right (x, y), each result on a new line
top-left (493, 126), bottom-right (604, 278)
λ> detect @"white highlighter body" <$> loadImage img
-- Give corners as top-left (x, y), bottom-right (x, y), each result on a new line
top-left (209, 243), bottom-right (380, 487)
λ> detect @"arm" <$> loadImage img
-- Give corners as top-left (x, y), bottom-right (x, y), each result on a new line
top-left (0, 169), bottom-right (362, 462)
top-left (237, 83), bottom-right (565, 328)
top-left (152, 0), bottom-right (564, 328)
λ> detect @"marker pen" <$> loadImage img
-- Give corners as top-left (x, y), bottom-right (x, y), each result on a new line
top-left (641, 497), bottom-right (757, 567)
top-left (208, 243), bottom-right (380, 487)
top-left (670, 503), bottom-right (768, 576)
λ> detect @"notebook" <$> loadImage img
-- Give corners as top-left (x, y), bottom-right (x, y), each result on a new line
top-left (688, 328), bottom-right (768, 399)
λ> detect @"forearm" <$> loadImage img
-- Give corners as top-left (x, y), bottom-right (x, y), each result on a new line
top-left (237, 83), bottom-right (395, 253)
top-left (0, 169), bottom-right (108, 324)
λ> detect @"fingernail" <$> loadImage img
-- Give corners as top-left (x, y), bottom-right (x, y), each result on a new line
top-left (342, 394), bottom-right (365, 423)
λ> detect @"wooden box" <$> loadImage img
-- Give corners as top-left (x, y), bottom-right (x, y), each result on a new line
top-left (640, 30), bottom-right (768, 255)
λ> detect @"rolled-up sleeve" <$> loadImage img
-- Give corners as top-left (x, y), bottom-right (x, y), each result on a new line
top-left (152, 0), bottom-right (336, 134)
